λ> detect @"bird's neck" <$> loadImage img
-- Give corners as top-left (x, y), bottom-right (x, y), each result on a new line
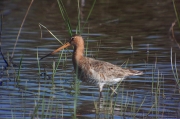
top-left (72, 45), bottom-right (84, 70)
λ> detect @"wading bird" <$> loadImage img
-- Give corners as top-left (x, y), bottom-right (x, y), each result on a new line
top-left (40, 35), bottom-right (143, 97)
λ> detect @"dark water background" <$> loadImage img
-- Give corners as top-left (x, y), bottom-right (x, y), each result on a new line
top-left (0, 0), bottom-right (180, 118)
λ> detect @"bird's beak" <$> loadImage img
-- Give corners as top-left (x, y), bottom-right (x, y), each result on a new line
top-left (40, 42), bottom-right (71, 60)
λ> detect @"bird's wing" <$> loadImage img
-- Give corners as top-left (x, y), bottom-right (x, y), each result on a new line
top-left (84, 57), bottom-right (127, 79)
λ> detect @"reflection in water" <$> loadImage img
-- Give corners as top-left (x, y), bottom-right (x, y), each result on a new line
top-left (76, 98), bottom-right (117, 118)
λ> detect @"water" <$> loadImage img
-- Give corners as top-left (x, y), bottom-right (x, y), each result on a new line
top-left (0, 0), bottom-right (180, 118)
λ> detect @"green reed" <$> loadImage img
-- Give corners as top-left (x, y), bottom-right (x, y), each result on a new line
top-left (81, 0), bottom-right (96, 31)
top-left (16, 55), bottom-right (23, 86)
top-left (147, 55), bottom-right (166, 117)
top-left (171, 48), bottom-right (179, 87)
top-left (57, 0), bottom-right (96, 35)
top-left (31, 100), bottom-right (41, 119)
top-left (11, 0), bottom-right (34, 58)
top-left (113, 43), bottom-right (167, 118)
top-left (57, 0), bottom-right (72, 36)
top-left (37, 48), bottom-right (41, 75)
top-left (33, 47), bottom-right (67, 118)
top-left (52, 50), bottom-right (64, 82)
top-left (73, 75), bottom-right (80, 119)
top-left (39, 23), bottom-right (64, 45)
top-left (172, 0), bottom-right (180, 28)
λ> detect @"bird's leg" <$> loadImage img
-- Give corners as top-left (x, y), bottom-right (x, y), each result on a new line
top-left (100, 91), bottom-right (103, 98)
top-left (99, 83), bottom-right (104, 98)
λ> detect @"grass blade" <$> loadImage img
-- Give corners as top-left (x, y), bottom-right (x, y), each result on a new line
top-left (39, 23), bottom-right (63, 45)
top-left (57, 0), bottom-right (72, 36)
top-left (172, 0), bottom-right (180, 27)
top-left (11, 0), bottom-right (34, 58)
top-left (16, 55), bottom-right (23, 85)
top-left (82, 0), bottom-right (96, 29)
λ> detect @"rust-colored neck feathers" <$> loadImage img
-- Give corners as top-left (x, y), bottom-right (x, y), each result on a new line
top-left (71, 36), bottom-right (85, 69)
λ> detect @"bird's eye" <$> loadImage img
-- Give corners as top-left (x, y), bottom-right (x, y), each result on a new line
top-left (71, 37), bottom-right (74, 41)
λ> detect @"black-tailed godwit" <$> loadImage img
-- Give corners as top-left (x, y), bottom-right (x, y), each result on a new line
top-left (40, 35), bottom-right (143, 97)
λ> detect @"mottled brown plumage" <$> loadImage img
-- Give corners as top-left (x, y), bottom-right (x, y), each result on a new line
top-left (40, 35), bottom-right (143, 97)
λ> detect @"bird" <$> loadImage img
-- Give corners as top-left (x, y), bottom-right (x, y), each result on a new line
top-left (40, 35), bottom-right (143, 97)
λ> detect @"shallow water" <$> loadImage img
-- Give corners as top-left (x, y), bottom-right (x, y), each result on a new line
top-left (1, 0), bottom-right (180, 118)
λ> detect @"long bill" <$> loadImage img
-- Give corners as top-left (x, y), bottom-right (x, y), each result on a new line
top-left (40, 42), bottom-right (71, 60)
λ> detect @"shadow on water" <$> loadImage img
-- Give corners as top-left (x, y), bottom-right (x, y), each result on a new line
top-left (1, 0), bottom-right (180, 118)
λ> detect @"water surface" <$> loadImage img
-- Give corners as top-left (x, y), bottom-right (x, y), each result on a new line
top-left (0, 0), bottom-right (180, 118)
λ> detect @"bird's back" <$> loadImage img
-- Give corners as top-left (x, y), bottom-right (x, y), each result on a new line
top-left (75, 57), bottom-right (143, 85)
